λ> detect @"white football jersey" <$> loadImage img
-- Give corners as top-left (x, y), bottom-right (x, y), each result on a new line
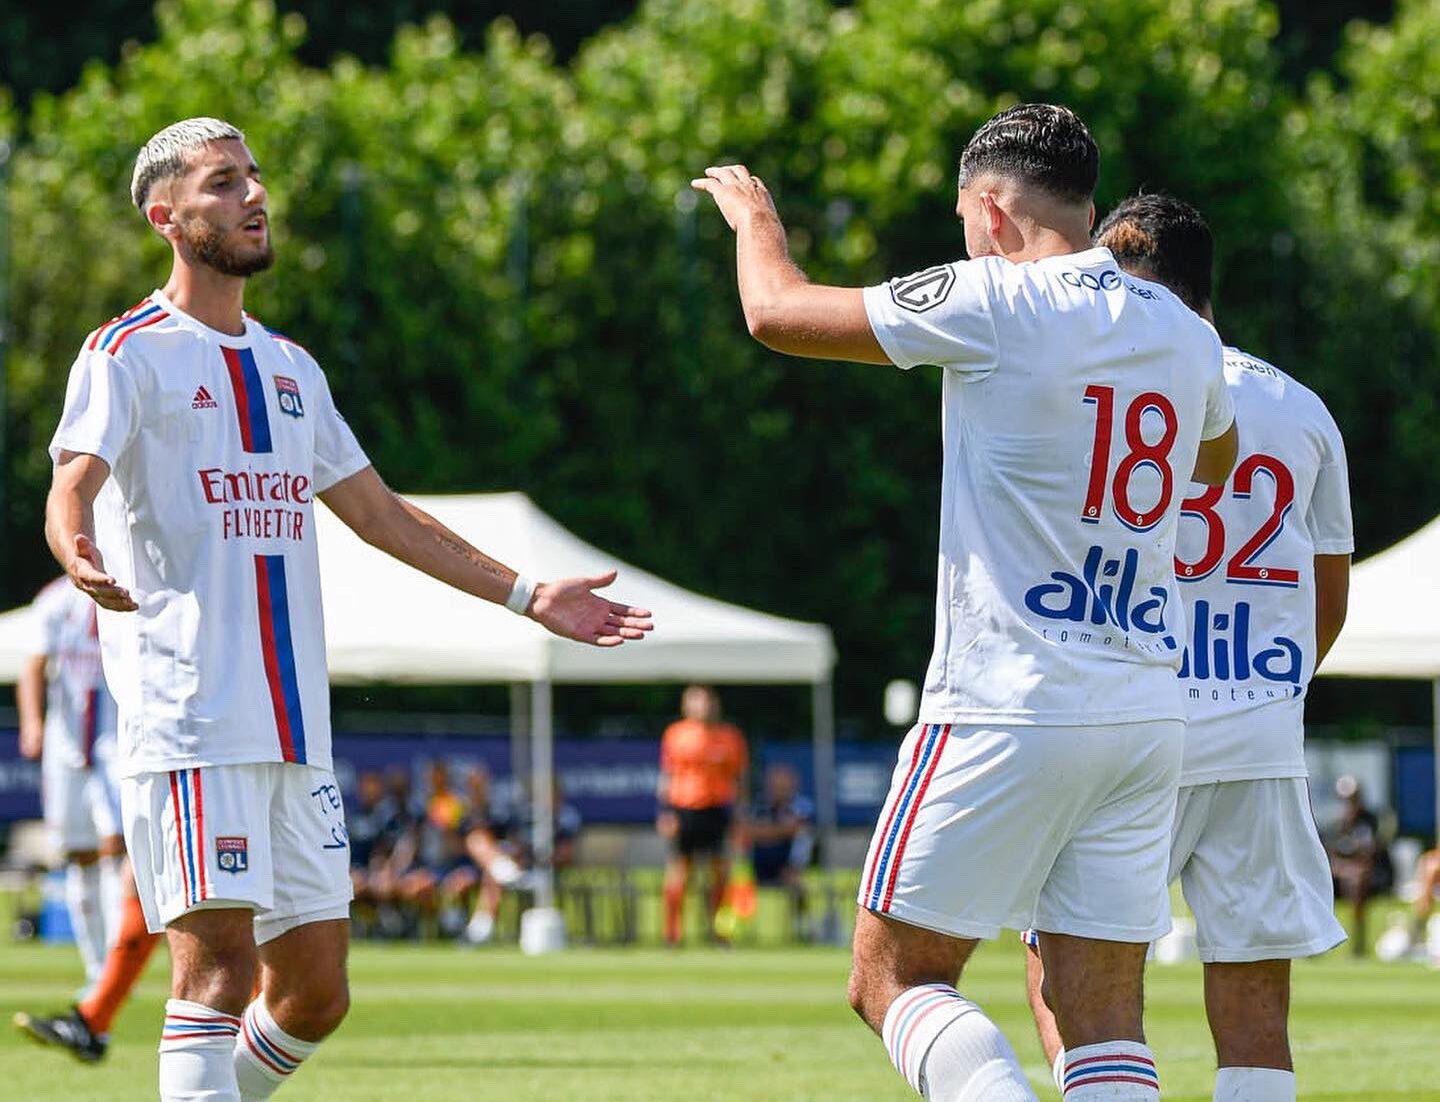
top-left (864, 247), bottom-right (1233, 725)
top-left (32, 577), bottom-right (118, 770)
top-left (50, 290), bottom-right (370, 778)
top-left (1174, 347), bottom-right (1352, 784)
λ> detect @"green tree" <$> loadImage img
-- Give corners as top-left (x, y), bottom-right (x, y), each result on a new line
top-left (1286, 0), bottom-right (1440, 553)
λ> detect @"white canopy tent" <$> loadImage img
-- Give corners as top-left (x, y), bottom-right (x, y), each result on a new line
top-left (1318, 515), bottom-right (1440, 835)
top-left (315, 492), bottom-right (837, 917)
top-left (0, 493), bottom-right (838, 925)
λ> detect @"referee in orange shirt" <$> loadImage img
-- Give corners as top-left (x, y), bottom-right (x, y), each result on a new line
top-left (656, 685), bottom-right (748, 945)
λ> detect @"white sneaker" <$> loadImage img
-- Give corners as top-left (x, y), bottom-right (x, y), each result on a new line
top-left (1376, 921), bottom-right (1415, 962)
top-left (464, 912), bottom-right (496, 945)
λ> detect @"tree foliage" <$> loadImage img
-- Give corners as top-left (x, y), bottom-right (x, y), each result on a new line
top-left (2, 0), bottom-right (1435, 724)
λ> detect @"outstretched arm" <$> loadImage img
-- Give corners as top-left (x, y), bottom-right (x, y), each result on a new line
top-left (319, 466), bottom-right (653, 648)
top-left (691, 164), bottom-right (890, 364)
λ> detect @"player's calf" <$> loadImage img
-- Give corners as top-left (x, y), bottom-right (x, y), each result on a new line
top-left (849, 909), bottom-right (1037, 1101)
top-left (234, 918), bottom-right (350, 1100)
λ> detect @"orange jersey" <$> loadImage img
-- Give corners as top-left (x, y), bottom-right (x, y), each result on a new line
top-left (660, 720), bottom-right (748, 810)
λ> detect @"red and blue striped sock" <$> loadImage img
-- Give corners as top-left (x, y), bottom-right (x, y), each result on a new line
top-left (234, 998), bottom-right (319, 1101)
top-left (1063, 1040), bottom-right (1161, 1100)
top-left (159, 998), bottom-right (242, 1102)
top-left (881, 984), bottom-right (1037, 1100)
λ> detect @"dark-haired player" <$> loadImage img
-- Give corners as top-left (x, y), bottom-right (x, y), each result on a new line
top-left (694, 104), bottom-right (1237, 1101)
top-left (1025, 193), bottom-right (1352, 1102)
top-left (46, 116), bottom-right (652, 1102)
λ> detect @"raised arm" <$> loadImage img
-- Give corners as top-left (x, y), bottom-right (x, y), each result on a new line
top-left (319, 466), bottom-right (652, 648)
top-left (46, 451), bottom-right (138, 611)
top-left (691, 164), bottom-right (891, 364)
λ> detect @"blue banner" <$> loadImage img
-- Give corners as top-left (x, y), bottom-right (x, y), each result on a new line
top-left (0, 729), bottom-right (898, 828)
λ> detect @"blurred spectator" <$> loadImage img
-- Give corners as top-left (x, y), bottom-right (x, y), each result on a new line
top-left (462, 778), bottom-right (582, 945)
top-left (349, 771), bottom-right (398, 916)
top-left (1377, 846), bottom-right (1440, 962)
top-left (656, 685), bottom-right (748, 944)
top-left (748, 763), bottom-right (816, 938)
top-left (1324, 774), bottom-right (1394, 957)
top-left (388, 760), bottom-right (473, 936)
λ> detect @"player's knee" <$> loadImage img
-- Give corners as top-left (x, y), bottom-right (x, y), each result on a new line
top-left (173, 957), bottom-right (258, 1014)
top-left (275, 978), bottom-right (350, 1039)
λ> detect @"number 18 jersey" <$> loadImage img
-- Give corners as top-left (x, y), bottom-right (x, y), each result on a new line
top-left (1174, 347), bottom-right (1352, 784)
top-left (864, 247), bottom-right (1234, 726)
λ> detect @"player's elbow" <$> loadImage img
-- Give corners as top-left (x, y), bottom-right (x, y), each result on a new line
top-left (743, 300), bottom-right (785, 348)
top-left (1192, 422), bottom-right (1239, 486)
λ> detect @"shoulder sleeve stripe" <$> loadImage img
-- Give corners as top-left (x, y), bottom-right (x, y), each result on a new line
top-left (88, 296), bottom-right (155, 351)
top-left (107, 309), bottom-right (170, 353)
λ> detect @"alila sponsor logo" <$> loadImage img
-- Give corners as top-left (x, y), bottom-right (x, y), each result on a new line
top-left (1023, 543), bottom-right (1177, 649)
top-left (197, 467), bottom-right (310, 541)
top-left (1178, 597), bottom-right (1303, 700)
top-left (191, 385), bottom-right (218, 410)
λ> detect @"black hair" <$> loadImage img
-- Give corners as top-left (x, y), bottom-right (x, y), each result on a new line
top-left (958, 103), bottom-right (1098, 205)
top-left (1094, 193), bottom-right (1214, 313)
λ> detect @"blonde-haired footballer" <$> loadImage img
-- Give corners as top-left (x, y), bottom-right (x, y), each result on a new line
top-left (47, 117), bottom-right (652, 1102)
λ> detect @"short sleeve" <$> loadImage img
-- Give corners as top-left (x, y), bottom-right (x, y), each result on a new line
top-left (862, 261), bottom-right (999, 378)
top-left (310, 369), bottom-right (370, 493)
top-left (1307, 409), bottom-right (1354, 555)
top-left (49, 349), bottom-right (140, 470)
top-left (1200, 343), bottom-right (1236, 441)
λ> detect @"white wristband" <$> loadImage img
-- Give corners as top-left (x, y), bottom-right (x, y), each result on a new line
top-left (505, 573), bottom-right (536, 615)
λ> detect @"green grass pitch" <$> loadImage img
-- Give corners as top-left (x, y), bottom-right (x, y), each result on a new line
top-left (2, 933), bottom-right (1436, 1100)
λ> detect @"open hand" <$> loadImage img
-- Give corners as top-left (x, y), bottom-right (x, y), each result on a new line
top-left (529, 570), bottom-right (653, 647)
top-left (67, 533), bottom-right (138, 612)
top-left (690, 164), bottom-right (780, 232)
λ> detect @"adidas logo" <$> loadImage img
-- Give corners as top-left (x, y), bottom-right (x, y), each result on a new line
top-left (191, 385), bottom-right (218, 410)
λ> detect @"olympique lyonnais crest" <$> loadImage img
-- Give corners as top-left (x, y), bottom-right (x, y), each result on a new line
top-left (274, 375), bottom-right (305, 419)
top-left (216, 836), bottom-right (249, 874)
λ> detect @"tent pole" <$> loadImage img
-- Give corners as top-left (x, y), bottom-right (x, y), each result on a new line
top-left (531, 677), bottom-right (556, 910)
top-left (509, 681), bottom-right (531, 789)
top-left (813, 677), bottom-right (838, 939)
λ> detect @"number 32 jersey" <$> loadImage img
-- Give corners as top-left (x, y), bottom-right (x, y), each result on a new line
top-left (864, 247), bottom-right (1234, 726)
top-left (1173, 348), bottom-right (1352, 784)
top-left (50, 290), bottom-right (370, 778)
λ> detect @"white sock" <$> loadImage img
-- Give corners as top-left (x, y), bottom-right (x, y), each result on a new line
top-left (234, 998), bottom-right (319, 1100)
top-left (65, 862), bottom-right (106, 983)
top-left (1213, 1067), bottom-right (1295, 1102)
top-left (160, 999), bottom-right (242, 1101)
top-left (882, 984), bottom-right (1038, 1101)
top-left (1063, 1041), bottom-right (1160, 1100)
top-left (99, 855), bottom-right (126, 948)
top-left (1053, 1049), bottom-right (1067, 1091)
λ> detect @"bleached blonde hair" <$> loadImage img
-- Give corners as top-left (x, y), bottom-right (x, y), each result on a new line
top-left (130, 117), bottom-right (245, 212)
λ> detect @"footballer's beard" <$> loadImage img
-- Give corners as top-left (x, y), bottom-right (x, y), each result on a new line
top-left (178, 212), bottom-right (275, 277)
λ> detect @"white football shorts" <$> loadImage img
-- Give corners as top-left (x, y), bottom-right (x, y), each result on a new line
top-left (858, 720), bottom-right (1183, 942)
top-left (122, 763), bottom-right (353, 944)
top-left (42, 755), bottom-right (121, 853)
top-left (1170, 778), bottom-right (1346, 962)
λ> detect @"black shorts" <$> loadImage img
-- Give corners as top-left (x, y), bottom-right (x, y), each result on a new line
top-left (673, 806), bottom-right (732, 858)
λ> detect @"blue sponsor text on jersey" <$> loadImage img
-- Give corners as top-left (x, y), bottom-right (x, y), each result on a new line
top-left (1023, 544), bottom-right (1177, 649)
top-left (1178, 597), bottom-right (1302, 700)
